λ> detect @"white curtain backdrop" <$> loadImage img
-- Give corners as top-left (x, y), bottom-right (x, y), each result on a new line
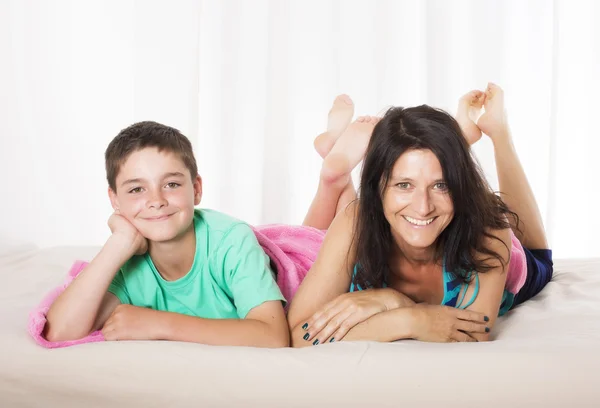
top-left (1, 0), bottom-right (598, 258)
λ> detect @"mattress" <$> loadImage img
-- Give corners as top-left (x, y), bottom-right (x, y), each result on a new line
top-left (1, 244), bottom-right (599, 407)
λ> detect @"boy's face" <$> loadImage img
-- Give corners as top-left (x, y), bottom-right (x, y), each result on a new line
top-left (108, 147), bottom-right (202, 243)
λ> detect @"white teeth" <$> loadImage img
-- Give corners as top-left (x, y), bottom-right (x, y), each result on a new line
top-left (404, 216), bottom-right (435, 226)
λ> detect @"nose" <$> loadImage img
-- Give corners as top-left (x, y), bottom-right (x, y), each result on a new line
top-left (146, 188), bottom-right (167, 210)
top-left (412, 188), bottom-right (434, 217)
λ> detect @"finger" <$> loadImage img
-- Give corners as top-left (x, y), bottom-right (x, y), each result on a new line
top-left (308, 309), bottom-right (348, 344)
top-left (328, 311), bottom-right (364, 343)
top-left (453, 308), bottom-right (489, 323)
top-left (311, 310), bottom-right (354, 345)
top-left (303, 298), bottom-right (339, 329)
top-left (455, 320), bottom-right (489, 334)
top-left (451, 330), bottom-right (477, 343)
top-left (101, 326), bottom-right (115, 341)
top-left (302, 313), bottom-right (330, 342)
top-left (102, 315), bottom-right (113, 329)
top-left (303, 300), bottom-right (348, 341)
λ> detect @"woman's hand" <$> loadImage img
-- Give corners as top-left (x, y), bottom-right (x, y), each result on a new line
top-left (299, 288), bottom-right (413, 345)
top-left (411, 305), bottom-right (490, 342)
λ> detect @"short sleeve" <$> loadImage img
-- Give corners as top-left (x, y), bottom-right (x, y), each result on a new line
top-left (217, 223), bottom-right (285, 318)
top-left (108, 270), bottom-right (132, 305)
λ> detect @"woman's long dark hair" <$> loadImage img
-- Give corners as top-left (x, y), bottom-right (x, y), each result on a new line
top-left (352, 105), bottom-right (517, 288)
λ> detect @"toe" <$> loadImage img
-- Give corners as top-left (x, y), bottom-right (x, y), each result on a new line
top-left (473, 91), bottom-right (485, 107)
top-left (459, 90), bottom-right (480, 107)
top-left (335, 94), bottom-right (353, 106)
top-left (486, 82), bottom-right (503, 97)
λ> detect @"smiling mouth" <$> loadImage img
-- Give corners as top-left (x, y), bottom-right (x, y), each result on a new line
top-left (143, 214), bottom-right (174, 221)
top-left (403, 215), bottom-right (437, 226)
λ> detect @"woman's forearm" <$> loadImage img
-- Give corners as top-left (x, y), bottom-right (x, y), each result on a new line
top-left (382, 288), bottom-right (416, 309)
top-left (342, 307), bottom-right (417, 342)
top-left (290, 288), bottom-right (416, 347)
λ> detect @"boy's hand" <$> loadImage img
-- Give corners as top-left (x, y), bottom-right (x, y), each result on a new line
top-left (108, 211), bottom-right (148, 256)
top-left (101, 304), bottom-right (164, 341)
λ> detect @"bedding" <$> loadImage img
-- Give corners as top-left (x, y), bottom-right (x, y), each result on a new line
top-left (1, 244), bottom-right (599, 407)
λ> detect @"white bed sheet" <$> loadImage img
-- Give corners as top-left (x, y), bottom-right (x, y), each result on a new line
top-left (1, 244), bottom-right (599, 407)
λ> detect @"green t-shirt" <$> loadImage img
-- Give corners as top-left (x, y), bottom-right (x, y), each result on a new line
top-left (108, 209), bottom-right (284, 319)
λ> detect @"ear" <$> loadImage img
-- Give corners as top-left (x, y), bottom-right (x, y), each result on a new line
top-left (193, 175), bottom-right (203, 206)
top-left (108, 187), bottom-right (120, 211)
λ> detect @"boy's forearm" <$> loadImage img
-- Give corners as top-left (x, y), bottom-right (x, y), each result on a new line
top-left (157, 312), bottom-right (289, 348)
top-left (342, 307), bottom-right (417, 342)
top-left (45, 235), bottom-right (132, 341)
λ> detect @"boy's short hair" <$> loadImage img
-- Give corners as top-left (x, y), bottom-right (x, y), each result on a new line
top-left (105, 121), bottom-right (199, 191)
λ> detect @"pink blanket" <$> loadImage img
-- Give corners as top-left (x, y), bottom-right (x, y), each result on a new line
top-left (28, 225), bottom-right (325, 348)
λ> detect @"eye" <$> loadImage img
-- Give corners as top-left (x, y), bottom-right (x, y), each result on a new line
top-left (396, 182), bottom-right (411, 189)
top-left (166, 182), bottom-right (181, 189)
top-left (433, 182), bottom-right (448, 191)
top-left (128, 187), bottom-right (143, 194)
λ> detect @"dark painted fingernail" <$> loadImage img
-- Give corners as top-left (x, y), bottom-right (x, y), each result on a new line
top-left (329, 338), bottom-right (335, 343)
top-left (303, 333), bottom-right (309, 341)
top-left (302, 323), bottom-right (308, 330)
top-left (312, 339), bottom-right (319, 346)
top-left (484, 316), bottom-right (490, 322)
top-left (485, 327), bottom-right (490, 333)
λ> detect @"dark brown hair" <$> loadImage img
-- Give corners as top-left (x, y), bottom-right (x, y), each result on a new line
top-left (105, 121), bottom-right (198, 191)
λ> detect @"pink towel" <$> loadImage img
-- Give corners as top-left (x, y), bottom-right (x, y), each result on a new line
top-left (28, 225), bottom-right (326, 348)
top-left (28, 260), bottom-right (105, 348)
top-left (505, 230), bottom-right (527, 294)
top-left (252, 224), bottom-right (326, 304)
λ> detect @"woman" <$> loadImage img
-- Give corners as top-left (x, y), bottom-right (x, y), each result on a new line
top-left (288, 83), bottom-right (553, 346)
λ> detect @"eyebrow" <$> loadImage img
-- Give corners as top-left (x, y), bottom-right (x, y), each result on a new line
top-left (163, 172), bottom-right (186, 179)
top-left (393, 177), bottom-right (414, 182)
top-left (121, 178), bottom-right (143, 187)
top-left (120, 172), bottom-right (186, 188)
top-left (390, 177), bottom-right (445, 184)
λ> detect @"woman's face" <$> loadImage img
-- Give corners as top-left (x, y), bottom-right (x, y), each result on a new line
top-left (382, 149), bottom-right (454, 251)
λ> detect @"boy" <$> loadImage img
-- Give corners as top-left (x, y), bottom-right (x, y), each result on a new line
top-left (45, 121), bottom-right (289, 347)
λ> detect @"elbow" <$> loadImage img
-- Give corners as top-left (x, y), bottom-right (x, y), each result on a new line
top-left (43, 320), bottom-right (89, 343)
top-left (267, 329), bottom-right (289, 348)
top-left (260, 322), bottom-right (289, 348)
top-left (271, 337), bottom-right (290, 348)
top-left (43, 323), bottom-right (73, 343)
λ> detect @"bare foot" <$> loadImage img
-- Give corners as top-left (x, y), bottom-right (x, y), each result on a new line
top-left (477, 83), bottom-right (510, 142)
top-left (456, 90), bottom-right (486, 145)
top-left (320, 115), bottom-right (379, 188)
top-left (314, 94), bottom-right (354, 158)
